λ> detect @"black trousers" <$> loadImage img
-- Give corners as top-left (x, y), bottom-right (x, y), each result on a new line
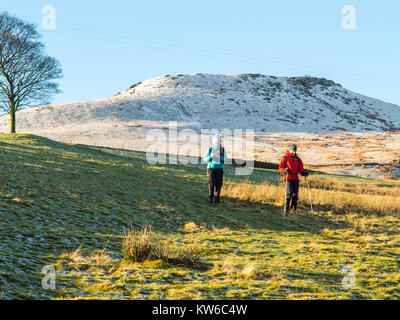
top-left (285, 179), bottom-right (299, 212)
top-left (208, 169), bottom-right (224, 199)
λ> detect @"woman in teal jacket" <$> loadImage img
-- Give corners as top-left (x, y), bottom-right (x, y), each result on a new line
top-left (204, 134), bottom-right (226, 204)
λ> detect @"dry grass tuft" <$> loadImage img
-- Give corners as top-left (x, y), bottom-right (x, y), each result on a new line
top-left (240, 262), bottom-right (259, 279)
top-left (122, 225), bottom-right (201, 268)
top-left (217, 255), bottom-right (260, 279)
top-left (212, 226), bottom-right (231, 234)
top-left (66, 246), bottom-right (86, 265)
top-left (183, 222), bottom-right (200, 232)
top-left (91, 250), bottom-right (113, 266)
top-left (60, 246), bottom-right (113, 271)
top-left (122, 226), bottom-right (154, 263)
top-left (221, 254), bottom-right (238, 274)
top-left (156, 243), bottom-right (201, 269)
top-left (263, 270), bottom-right (288, 281)
top-left (297, 242), bottom-right (321, 253)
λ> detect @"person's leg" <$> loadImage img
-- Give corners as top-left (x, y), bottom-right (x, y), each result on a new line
top-left (212, 170), bottom-right (218, 194)
top-left (215, 169), bottom-right (224, 202)
top-left (290, 180), bottom-right (300, 213)
top-left (284, 179), bottom-right (292, 214)
top-left (208, 169), bottom-right (214, 203)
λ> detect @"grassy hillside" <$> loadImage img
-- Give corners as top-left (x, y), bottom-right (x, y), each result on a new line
top-left (0, 134), bottom-right (399, 300)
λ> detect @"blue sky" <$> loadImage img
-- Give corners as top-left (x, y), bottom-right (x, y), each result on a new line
top-left (2, 0), bottom-right (400, 105)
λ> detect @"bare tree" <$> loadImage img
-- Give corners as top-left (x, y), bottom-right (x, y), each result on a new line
top-left (0, 12), bottom-right (62, 133)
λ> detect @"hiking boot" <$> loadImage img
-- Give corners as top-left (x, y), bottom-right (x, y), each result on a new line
top-left (283, 211), bottom-right (289, 217)
top-left (209, 196), bottom-right (214, 204)
top-left (215, 196), bottom-right (220, 204)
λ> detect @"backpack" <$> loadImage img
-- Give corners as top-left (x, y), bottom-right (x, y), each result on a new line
top-left (209, 146), bottom-right (225, 159)
top-left (284, 155), bottom-right (301, 173)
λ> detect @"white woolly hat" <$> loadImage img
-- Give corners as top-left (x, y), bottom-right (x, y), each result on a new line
top-left (213, 133), bottom-right (222, 146)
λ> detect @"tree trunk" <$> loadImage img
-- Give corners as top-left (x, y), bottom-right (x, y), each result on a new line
top-left (10, 110), bottom-right (16, 134)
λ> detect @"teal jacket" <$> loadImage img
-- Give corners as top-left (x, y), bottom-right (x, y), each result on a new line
top-left (203, 144), bottom-right (225, 169)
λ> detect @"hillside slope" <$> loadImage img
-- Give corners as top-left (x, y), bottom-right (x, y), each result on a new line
top-left (1, 74), bottom-right (399, 134)
top-left (0, 134), bottom-right (399, 300)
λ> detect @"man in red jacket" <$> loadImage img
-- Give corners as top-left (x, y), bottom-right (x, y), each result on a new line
top-left (279, 144), bottom-right (309, 216)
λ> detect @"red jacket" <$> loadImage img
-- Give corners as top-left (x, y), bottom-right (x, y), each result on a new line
top-left (279, 152), bottom-right (304, 180)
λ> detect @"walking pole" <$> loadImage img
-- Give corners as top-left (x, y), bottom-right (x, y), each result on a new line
top-left (305, 176), bottom-right (314, 214)
top-left (284, 173), bottom-right (289, 215)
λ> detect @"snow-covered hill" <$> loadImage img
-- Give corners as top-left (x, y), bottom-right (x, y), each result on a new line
top-left (1, 73), bottom-right (399, 133)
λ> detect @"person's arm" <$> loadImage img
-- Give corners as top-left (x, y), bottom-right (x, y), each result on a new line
top-left (299, 158), bottom-right (309, 176)
top-left (299, 157), bottom-right (304, 174)
top-left (279, 156), bottom-right (286, 174)
top-left (203, 148), bottom-right (212, 163)
top-left (220, 148), bottom-right (226, 164)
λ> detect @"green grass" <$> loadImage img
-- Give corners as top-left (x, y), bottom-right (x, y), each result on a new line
top-left (0, 134), bottom-right (399, 300)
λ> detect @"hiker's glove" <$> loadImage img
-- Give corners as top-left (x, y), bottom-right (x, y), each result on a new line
top-left (283, 168), bottom-right (290, 175)
top-left (301, 170), bottom-right (309, 177)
